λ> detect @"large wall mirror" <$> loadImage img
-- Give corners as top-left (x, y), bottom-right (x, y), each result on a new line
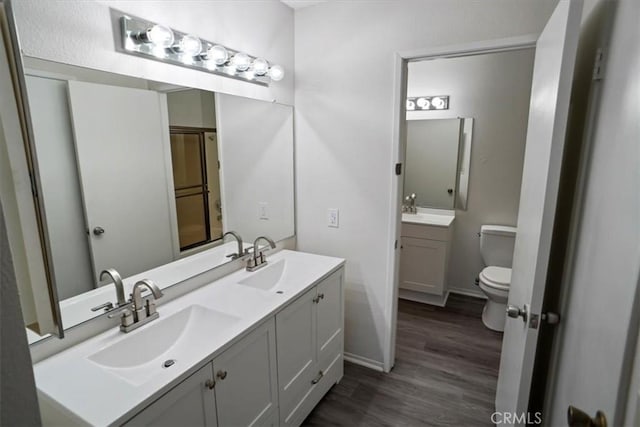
top-left (404, 117), bottom-right (473, 210)
top-left (20, 57), bottom-right (294, 343)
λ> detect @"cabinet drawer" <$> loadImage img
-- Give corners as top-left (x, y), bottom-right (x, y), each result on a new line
top-left (401, 223), bottom-right (449, 241)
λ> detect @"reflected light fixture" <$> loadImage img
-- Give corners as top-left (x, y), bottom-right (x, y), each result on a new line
top-left (406, 95), bottom-right (449, 111)
top-left (118, 12), bottom-right (285, 86)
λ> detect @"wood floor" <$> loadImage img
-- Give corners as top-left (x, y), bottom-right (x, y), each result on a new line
top-left (302, 294), bottom-right (503, 426)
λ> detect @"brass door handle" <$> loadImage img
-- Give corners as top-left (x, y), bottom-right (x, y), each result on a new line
top-left (204, 379), bottom-right (215, 390)
top-left (567, 405), bottom-right (607, 427)
top-left (216, 370), bottom-right (228, 380)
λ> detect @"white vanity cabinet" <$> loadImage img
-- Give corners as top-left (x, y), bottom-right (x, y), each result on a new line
top-left (125, 318), bottom-right (278, 427)
top-left (276, 269), bottom-right (344, 427)
top-left (399, 221), bottom-right (453, 297)
top-left (124, 363), bottom-right (217, 427)
top-left (123, 266), bottom-right (344, 427)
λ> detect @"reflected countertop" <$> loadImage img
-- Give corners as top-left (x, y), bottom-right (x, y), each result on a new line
top-left (401, 208), bottom-right (455, 227)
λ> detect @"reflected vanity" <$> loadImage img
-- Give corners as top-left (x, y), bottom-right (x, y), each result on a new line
top-left (21, 57), bottom-right (295, 343)
top-left (398, 117), bottom-right (473, 306)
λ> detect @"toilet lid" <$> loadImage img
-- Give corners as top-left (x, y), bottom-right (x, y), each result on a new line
top-left (480, 266), bottom-right (512, 291)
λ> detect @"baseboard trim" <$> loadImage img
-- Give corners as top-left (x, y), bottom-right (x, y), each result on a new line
top-left (448, 288), bottom-right (486, 299)
top-left (343, 352), bottom-right (384, 372)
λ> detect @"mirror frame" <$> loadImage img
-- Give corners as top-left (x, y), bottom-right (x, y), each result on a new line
top-left (2, 0), bottom-right (64, 338)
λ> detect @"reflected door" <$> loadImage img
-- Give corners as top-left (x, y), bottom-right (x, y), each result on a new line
top-left (67, 81), bottom-right (175, 282)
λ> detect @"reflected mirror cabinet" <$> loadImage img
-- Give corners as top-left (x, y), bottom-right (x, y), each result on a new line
top-left (11, 55), bottom-right (295, 343)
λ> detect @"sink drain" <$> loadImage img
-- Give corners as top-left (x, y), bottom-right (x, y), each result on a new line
top-left (276, 291), bottom-right (284, 294)
top-left (163, 359), bottom-right (176, 368)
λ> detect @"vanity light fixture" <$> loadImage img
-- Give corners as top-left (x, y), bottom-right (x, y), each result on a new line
top-left (117, 12), bottom-right (285, 86)
top-left (406, 95), bottom-right (449, 111)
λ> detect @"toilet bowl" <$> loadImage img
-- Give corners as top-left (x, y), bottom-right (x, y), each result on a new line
top-left (477, 225), bottom-right (517, 332)
top-left (478, 266), bottom-right (511, 331)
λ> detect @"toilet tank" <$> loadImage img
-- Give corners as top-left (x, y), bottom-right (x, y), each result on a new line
top-left (480, 225), bottom-right (517, 267)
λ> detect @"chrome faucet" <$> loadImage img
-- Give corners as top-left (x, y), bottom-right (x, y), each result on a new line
top-left (99, 268), bottom-right (127, 307)
top-left (247, 236), bottom-right (276, 272)
top-left (223, 231), bottom-right (244, 260)
top-left (402, 193), bottom-right (417, 214)
top-left (108, 279), bottom-right (163, 333)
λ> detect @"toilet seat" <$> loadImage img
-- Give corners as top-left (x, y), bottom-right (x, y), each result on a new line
top-left (479, 266), bottom-right (511, 291)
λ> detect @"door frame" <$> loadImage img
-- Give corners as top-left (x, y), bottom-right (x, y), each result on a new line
top-left (384, 35), bottom-right (538, 372)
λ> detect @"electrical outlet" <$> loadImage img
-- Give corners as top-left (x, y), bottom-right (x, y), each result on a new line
top-left (259, 202), bottom-right (269, 220)
top-left (328, 208), bottom-right (339, 228)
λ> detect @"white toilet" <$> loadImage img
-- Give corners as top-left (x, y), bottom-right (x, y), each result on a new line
top-left (478, 225), bottom-right (517, 332)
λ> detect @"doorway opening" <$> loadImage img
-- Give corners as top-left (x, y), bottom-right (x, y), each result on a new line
top-left (169, 126), bottom-right (222, 251)
top-left (388, 42), bottom-right (537, 419)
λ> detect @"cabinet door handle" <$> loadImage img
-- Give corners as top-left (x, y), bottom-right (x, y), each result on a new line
top-left (216, 370), bottom-right (228, 380)
top-left (205, 379), bottom-right (216, 390)
top-left (318, 293), bottom-right (325, 300)
top-left (311, 370), bottom-right (324, 384)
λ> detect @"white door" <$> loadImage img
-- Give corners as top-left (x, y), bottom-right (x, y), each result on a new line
top-left (495, 0), bottom-right (582, 418)
top-left (67, 81), bottom-right (175, 282)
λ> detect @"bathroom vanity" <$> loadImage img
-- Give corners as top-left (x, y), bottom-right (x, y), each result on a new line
top-left (399, 210), bottom-right (454, 306)
top-left (35, 250), bottom-right (344, 427)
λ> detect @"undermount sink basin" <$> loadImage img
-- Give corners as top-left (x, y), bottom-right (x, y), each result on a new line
top-left (88, 305), bottom-right (240, 385)
top-left (238, 259), bottom-right (286, 291)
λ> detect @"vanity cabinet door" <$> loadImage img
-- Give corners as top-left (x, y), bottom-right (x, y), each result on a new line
top-left (275, 287), bottom-right (317, 425)
top-left (400, 236), bottom-right (447, 295)
top-left (214, 318), bottom-right (278, 427)
top-left (124, 363), bottom-right (217, 427)
top-left (316, 269), bottom-right (344, 370)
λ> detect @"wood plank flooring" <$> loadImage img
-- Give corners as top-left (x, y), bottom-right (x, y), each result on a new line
top-left (302, 294), bottom-right (503, 426)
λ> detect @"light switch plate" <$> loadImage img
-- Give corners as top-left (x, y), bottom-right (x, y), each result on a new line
top-left (259, 202), bottom-right (269, 220)
top-left (328, 208), bottom-right (339, 228)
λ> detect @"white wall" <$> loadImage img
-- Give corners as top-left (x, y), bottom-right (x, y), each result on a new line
top-left (167, 89), bottom-right (216, 129)
top-left (407, 50), bottom-right (535, 296)
top-left (294, 0), bottom-right (556, 366)
top-left (11, 0), bottom-right (294, 105)
top-left (25, 76), bottom-right (94, 300)
top-left (216, 94), bottom-right (295, 244)
top-left (546, 0), bottom-right (640, 423)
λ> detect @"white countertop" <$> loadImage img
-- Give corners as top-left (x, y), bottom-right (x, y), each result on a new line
top-left (27, 241), bottom-right (252, 344)
top-left (401, 208), bottom-right (455, 227)
top-left (33, 250), bottom-right (344, 426)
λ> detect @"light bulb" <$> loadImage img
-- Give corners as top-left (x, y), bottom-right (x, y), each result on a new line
top-left (205, 45), bottom-right (229, 66)
top-left (432, 97), bottom-right (445, 109)
top-left (176, 34), bottom-right (202, 57)
top-left (406, 100), bottom-right (416, 111)
top-left (252, 58), bottom-right (270, 76)
top-left (137, 24), bottom-right (174, 48)
top-left (231, 52), bottom-right (251, 71)
top-left (268, 65), bottom-right (285, 81)
top-left (416, 97), bottom-right (430, 109)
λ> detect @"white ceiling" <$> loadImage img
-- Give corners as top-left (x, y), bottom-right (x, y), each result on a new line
top-left (280, 0), bottom-right (327, 10)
